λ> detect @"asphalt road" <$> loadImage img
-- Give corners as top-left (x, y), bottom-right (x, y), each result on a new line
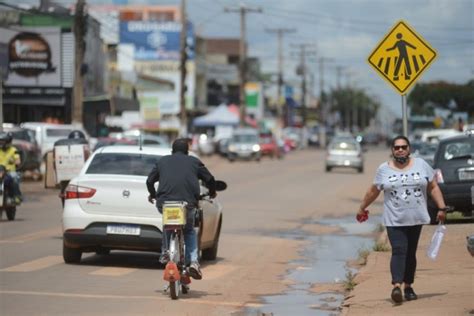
top-left (0, 147), bottom-right (388, 316)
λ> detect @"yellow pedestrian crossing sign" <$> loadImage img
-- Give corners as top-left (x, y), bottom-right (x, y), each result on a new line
top-left (368, 20), bottom-right (437, 95)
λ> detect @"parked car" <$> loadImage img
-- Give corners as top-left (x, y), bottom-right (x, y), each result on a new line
top-left (411, 141), bottom-right (438, 166)
top-left (259, 133), bottom-right (283, 159)
top-left (282, 127), bottom-right (305, 149)
top-left (428, 133), bottom-right (474, 223)
top-left (3, 125), bottom-right (41, 173)
top-left (215, 137), bottom-right (231, 157)
top-left (227, 128), bottom-right (261, 162)
top-left (326, 138), bottom-right (364, 173)
top-left (62, 145), bottom-right (226, 263)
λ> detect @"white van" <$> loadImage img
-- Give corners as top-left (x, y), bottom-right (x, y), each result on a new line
top-left (20, 122), bottom-right (89, 158)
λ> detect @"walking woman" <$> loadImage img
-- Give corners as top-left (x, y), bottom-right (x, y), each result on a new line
top-left (357, 135), bottom-right (448, 304)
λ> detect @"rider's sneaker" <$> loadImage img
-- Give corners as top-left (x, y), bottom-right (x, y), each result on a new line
top-left (159, 253), bottom-right (170, 265)
top-left (189, 262), bottom-right (202, 280)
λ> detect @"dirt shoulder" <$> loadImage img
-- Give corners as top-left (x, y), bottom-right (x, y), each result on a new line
top-left (342, 223), bottom-right (473, 315)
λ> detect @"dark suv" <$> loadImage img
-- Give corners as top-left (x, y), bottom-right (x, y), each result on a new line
top-left (428, 133), bottom-right (474, 223)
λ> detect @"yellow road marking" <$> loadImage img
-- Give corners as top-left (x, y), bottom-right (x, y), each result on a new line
top-left (0, 226), bottom-right (61, 244)
top-left (0, 290), bottom-right (263, 308)
top-left (0, 256), bottom-right (63, 272)
top-left (89, 267), bottom-right (137, 276)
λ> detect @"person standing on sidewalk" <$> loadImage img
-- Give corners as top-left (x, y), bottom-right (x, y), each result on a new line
top-left (356, 135), bottom-right (448, 304)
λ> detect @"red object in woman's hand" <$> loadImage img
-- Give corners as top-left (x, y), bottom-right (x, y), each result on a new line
top-left (356, 210), bottom-right (369, 223)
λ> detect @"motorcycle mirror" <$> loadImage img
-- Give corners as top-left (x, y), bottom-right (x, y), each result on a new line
top-left (215, 180), bottom-right (227, 191)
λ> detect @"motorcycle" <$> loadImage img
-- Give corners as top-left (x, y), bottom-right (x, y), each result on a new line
top-left (0, 166), bottom-right (19, 221)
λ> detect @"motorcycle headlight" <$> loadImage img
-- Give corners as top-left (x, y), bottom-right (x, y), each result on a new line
top-left (252, 144), bottom-right (261, 152)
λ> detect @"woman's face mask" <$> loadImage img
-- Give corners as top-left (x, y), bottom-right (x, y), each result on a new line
top-left (392, 143), bottom-right (410, 164)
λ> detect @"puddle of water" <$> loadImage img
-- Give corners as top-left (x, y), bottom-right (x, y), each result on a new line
top-left (316, 215), bottom-right (382, 236)
top-left (245, 215), bottom-right (382, 315)
top-left (249, 290), bottom-right (343, 316)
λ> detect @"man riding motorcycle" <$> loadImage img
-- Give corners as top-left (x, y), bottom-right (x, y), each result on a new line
top-left (146, 138), bottom-right (217, 280)
top-left (0, 132), bottom-right (22, 204)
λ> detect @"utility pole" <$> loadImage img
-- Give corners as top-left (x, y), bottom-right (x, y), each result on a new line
top-left (265, 28), bottom-right (295, 127)
top-left (293, 43), bottom-right (315, 126)
top-left (72, 0), bottom-right (86, 125)
top-left (335, 65), bottom-right (345, 90)
top-left (345, 71), bottom-right (354, 132)
top-left (317, 57), bottom-right (333, 148)
top-left (179, 0), bottom-right (187, 136)
top-left (225, 4), bottom-right (262, 126)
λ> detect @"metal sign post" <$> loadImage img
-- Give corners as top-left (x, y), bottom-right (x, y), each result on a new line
top-left (402, 95), bottom-right (408, 137)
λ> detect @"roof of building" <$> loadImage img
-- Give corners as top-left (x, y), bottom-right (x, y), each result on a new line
top-left (206, 38), bottom-right (240, 55)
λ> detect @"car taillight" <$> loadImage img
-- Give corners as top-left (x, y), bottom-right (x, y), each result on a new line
top-left (435, 169), bottom-right (444, 183)
top-left (65, 184), bottom-right (96, 199)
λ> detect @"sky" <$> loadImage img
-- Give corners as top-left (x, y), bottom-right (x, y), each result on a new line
top-left (6, 0), bottom-right (474, 120)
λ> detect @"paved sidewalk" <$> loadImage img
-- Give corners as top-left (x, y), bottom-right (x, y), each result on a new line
top-left (342, 223), bottom-right (473, 315)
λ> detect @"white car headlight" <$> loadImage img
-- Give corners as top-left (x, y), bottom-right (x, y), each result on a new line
top-left (252, 144), bottom-right (261, 152)
top-left (228, 144), bottom-right (237, 152)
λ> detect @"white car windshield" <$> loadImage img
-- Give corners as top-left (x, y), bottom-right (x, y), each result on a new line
top-left (86, 153), bottom-right (161, 176)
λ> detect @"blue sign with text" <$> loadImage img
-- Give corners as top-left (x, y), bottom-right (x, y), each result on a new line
top-left (119, 21), bottom-right (194, 61)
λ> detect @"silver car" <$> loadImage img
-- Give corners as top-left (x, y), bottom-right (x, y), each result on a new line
top-left (227, 128), bottom-right (261, 162)
top-left (326, 139), bottom-right (364, 173)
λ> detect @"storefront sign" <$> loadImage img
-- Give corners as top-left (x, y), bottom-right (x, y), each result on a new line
top-left (0, 27), bottom-right (61, 87)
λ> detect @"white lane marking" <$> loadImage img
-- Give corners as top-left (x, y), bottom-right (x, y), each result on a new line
top-left (0, 290), bottom-right (263, 308)
top-left (0, 256), bottom-right (63, 272)
top-left (0, 226), bottom-right (61, 244)
top-left (89, 267), bottom-right (138, 276)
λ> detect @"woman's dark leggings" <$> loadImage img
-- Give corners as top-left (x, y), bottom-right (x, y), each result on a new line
top-left (386, 225), bottom-right (422, 285)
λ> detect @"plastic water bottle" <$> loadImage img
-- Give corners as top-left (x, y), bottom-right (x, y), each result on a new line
top-left (427, 225), bottom-right (446, 260)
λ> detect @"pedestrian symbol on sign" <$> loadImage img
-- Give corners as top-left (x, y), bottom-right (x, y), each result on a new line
top-left (386, 33), bottom-right (416, 81)
top-left (368, 21), bottom-right (436, 95)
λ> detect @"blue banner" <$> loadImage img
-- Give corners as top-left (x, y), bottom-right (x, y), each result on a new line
top-left (119, 21), bottom-right (194, 61)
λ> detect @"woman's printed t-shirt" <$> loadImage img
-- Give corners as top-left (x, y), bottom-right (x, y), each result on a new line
top-left (374, 158), bottom-right (434, 227)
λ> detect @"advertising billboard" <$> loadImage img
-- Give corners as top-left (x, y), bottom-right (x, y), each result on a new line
top-left (0, 27), bottom-right (61, 87)
top-left (119, 21), bottom-right (194, 61)
top-left (135, 60), bottom-right (195, 112)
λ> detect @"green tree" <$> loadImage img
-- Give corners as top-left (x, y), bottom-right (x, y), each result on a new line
top-left (408, 80), bottom-right (474, 116)
top-left (327, 87), bottom-right (380, 130)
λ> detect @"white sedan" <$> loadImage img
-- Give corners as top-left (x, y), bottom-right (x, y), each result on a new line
top-left (62, 145), bottom-right (225, 264)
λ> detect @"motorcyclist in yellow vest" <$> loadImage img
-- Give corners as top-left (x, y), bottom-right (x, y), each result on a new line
top-left (0, 132), bottom-right (22, 203)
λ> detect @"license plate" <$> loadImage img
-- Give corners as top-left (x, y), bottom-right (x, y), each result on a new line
top-left (459, 170), bottom-right (474, 180)
top-left (163, 206), bottom-right (186, 225)
top-left (106, 224), bottom-right (140, 236)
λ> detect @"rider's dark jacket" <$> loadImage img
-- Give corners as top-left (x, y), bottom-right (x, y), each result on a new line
top-left (146, 152), bottom-right (216, 209)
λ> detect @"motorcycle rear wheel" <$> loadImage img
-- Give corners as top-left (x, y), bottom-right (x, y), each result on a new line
top-left (170, 281), bottom-right (180, 300)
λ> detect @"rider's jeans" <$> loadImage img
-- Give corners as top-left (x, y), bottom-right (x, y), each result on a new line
top-left (10, 172), bottom-right (22, 197)
top-left (161, 207), bottom-right (198, 264)
top-left (3, 173), bottom-right (15, 196)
